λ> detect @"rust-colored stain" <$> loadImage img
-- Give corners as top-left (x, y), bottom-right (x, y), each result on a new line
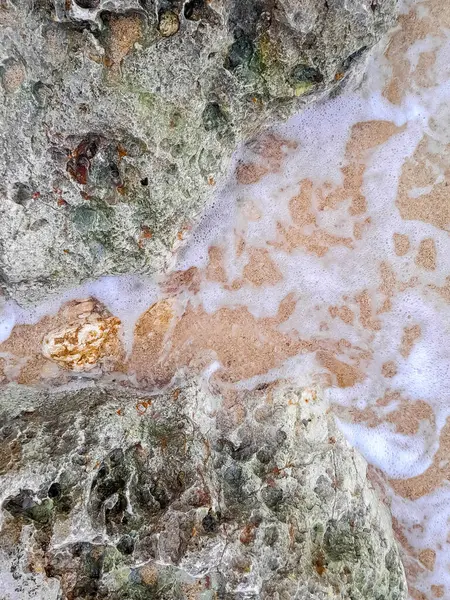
top-left (313, 551), bottom-right (327, 576)
top-left (239, 524), bottom-right (256, 545)
top-left (140, 225), bottom-right (153, 239)
top-left (136, 400), bottom-right (151, 415)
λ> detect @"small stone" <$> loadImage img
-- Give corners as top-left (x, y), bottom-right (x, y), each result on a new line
top-left (117, 535), bottom-right (135, 555)
top-left (225, 31), bottom-right (254, 71)
top-left (256, 446), bottom-right (272, 464)
top-left (263, 525), bottom-right (279, 546)
top-left (158, 11), bottom-right (179, 38)
top-left (41, 300), bottom-right (121, 372)
top-left (291, 64), bottom-right (323, 84)
top-left (202, 102), bottom-right (228, 132)
top-left (223, 463), bottom-right (243, 486)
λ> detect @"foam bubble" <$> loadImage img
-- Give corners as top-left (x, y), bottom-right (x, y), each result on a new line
top-left (0, 302), bottom-right (16, 344)
top-left (335, 418), bottom-right (437, 479)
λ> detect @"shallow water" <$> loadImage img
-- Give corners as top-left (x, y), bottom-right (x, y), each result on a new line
top-left (1, 0), bottom-right (450, 597)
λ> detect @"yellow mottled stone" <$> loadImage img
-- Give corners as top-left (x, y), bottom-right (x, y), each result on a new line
top-left (42, 309), bottom-right (121, 371)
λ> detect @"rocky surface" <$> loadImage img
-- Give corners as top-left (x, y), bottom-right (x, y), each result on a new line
top-left (0, 379), bottom-right (407, 599)
top-left (0, 0), bottom-right (396, 304)
top-left (0, 1), bottom-right (411, 598)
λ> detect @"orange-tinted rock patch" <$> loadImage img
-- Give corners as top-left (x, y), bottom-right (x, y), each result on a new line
top-left (104, 13), bottom-right (143, 68)
top-left (0, 299), bottom-right (124, 383)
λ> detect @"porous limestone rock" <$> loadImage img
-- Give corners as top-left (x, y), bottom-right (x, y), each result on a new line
top-left (0, 379), bottom-right (407, 599)
top-left (0, 0), bottom-right (397, 304)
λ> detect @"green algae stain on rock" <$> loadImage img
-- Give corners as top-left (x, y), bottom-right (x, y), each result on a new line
top-left (3, 490), bottom-right (54, 525)
top-left (72, 205), bottom-right (113, 234)
top-left (291, 63), bottom-right (324, 96)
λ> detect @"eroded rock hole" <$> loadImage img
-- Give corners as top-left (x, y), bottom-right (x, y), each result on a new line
top-left (74, 0), bottom-right (100, 9)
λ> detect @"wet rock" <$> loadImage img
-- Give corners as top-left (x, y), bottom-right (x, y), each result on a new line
top-left (117, 534), bottom-right (135, 555)
top-left (0, 0), bottom-right (397, 303)
top-left (0, 380), bottom-right (407, 599)
top-left (41, 298), bottom-right (122, 372)
top-left (3, 489), bottom-right (53, 525)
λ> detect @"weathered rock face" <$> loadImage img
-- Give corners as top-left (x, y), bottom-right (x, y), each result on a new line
top-left (0, 380), bottom-right (407, 599)
top-left (0, 0), bottom-right (396, 304)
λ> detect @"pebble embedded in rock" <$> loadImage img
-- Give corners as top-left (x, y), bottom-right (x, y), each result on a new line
top-left (158, 10), bottom-right (180, 37)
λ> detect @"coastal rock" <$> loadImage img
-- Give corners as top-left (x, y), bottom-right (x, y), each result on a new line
top-left (0, 380), bottom-right (407, 599)
top-left (0, 0), bottom-right (396, 303)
